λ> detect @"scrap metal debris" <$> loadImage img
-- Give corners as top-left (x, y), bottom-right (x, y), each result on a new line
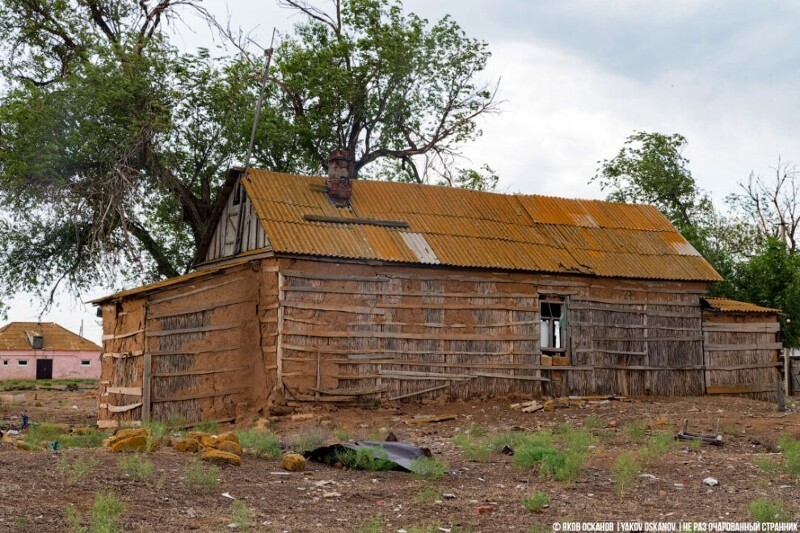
top-left (676, 419), bottom-right (723, 446)
top-left (305, 441), bottom-right (432, 472)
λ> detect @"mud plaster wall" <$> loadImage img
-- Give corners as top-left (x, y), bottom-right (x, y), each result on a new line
top-left (702, 311), bottom-right (782, 401)
top-left (275, 258), bottom-right (710, 401)
top-left (99, 261), bottom-right (279, 427)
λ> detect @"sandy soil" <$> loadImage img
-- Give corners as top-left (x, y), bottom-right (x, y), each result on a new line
top-left (1, 389), bottom-right (799, 532)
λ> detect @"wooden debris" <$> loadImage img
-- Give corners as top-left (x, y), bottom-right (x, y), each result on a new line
top-left (510, 400), bottom-right (544, 413)
top-left (404, 414), bottom-right (457, 425)
top-left (676, 419), bottom-right (723, 446)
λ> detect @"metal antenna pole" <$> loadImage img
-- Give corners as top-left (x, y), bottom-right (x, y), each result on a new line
top-left (244, 28), bottom-right (277, 175)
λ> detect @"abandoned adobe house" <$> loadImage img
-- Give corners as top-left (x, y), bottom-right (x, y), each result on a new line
top-left (92, 153), bottom-right (784, 428)
top-left (0, 322), bottom-right (101, 380)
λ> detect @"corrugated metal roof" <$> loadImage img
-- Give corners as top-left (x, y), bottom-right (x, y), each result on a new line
top-left (702, 298), bottom-right (781, 313)
top-left (0, 322), bottom-right (101, 352)
top-left (241, 170), bottom-right (722, 282)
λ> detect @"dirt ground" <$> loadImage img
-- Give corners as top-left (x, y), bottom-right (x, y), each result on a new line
top-left (1, 388), bottom-right (799, 532)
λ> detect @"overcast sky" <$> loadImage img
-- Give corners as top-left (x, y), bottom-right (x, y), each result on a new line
top-left (9, 0), bottom-right (800, 343)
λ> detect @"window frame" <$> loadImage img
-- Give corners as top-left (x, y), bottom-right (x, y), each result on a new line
top-left (539, 296), bottom-right (568, 354)
top-left (17, 360), bottom-right (28, 366)
top-left (80, 360), bottom-right (91, 366)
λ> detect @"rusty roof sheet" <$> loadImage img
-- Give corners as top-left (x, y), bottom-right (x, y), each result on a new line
top-left (241, 169), bottom-right (721, 281)
top-left (701, 298), bottom-right (781, 313)
top-left (0, 322), bottom-right (101, 352)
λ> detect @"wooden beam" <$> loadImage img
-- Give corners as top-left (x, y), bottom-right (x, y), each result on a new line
top-left (102, 350), bottom-right (144, 359)
top-left (102, 329), bottom-right (144, 341)
top-left (150, 366), bottom-right (248, 378)
top-left (146, 298), bottom-right (257, 319)
top-left (107, 402), bottom-right (143, 413)
top-left (303, 214), bottom-right (409, 228)
top-left (145, 322), bottom-right (243, 337)
top-left (146, 277), bottom-right (245, 305)
top-left (142, 352), bottom-right (151, 424)
top-left (705, 343), bottom-right (783, 352)
top-left (706, 383), bottom-right (775, 395)
top-left (702, 322), bottom-right (780, 333)
top-left (151, 388), bottom-right (245, 403)
top-left (106, 386), bottom-right (142, 396)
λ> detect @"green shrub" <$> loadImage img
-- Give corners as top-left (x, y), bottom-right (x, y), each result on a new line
top-left (231, 500), bottom-right (253, 531)
top-left (415, 487), bottom-right (441, 505)
top-left (293, 432), bottom-right (325, 454)
top-left (356, 515), bottom-right (384, 533)
top-left (90, 491), bottom-right (125, 533)
top-left (332, 428), bottom-right (352, 441)
top-left (118, 454), bottom-right (154, 482)
top-left (777, 435), bottom-right (800, 478)
top-left (624, 422), bottom-right (647, 441)
top-left (639, 431), bottom-right (676, 465)
top-left (521, 491), bottom-right (549, 512)
top-left (513, 428), bottom-right (589, 482)
top-left (583, 415), bottom-right (604, 431)
top-left (236, 429), bottom-right (282, 458)
top-left (755, 456), bottom-right (778, 475)
top-left (749, 498), bottom-right (791, 524)
top-left (192, 420), bottom-right (219, 434)
top-left (409, 456), bottom-right (448, 481)
top-left (24, 423), bottom-right (67, 448)
top-left (57, 456), bottom-right (99, 485)
top-left (185, 459), bottom-right (219, 493)
top-left (63, 429), bottom-right (109, 449)
top-left (612, 452), bottom-right (640, 499)
top-left (335, 447), bottom-right (396, 471)
top-left (65, 504), bottom-right (85, 533)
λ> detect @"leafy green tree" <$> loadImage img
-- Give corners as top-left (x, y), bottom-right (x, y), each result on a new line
top-left (593, 131), bottom-right (715, 255)
top-left (0, 0), bottom-right (498, 310)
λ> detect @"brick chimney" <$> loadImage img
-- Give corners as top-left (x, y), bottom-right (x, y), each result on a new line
top-left (326, 149), bottom-right (354, 207)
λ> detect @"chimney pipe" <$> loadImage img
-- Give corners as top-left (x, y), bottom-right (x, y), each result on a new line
top-left (326, 149), bottom-right (354, 207)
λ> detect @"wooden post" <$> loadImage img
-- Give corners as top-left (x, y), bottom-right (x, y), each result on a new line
top-left (784, 348), bottom-right (790, 398)
top-left (142, 352), bottom-right (152, 424)
top-left (315, 351), bottom-right (321, 404)
top-left (276, 272), bottom-right (285, 390)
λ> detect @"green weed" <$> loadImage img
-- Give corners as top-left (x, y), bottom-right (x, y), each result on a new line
top-left (231, 500), bottom-right (253, 531)
top-left (521, 491), bottom-right (549, 512)
top-left (415, 487), bottom-right (442, 505)
top-left (236, 429), bottom-right (282, 458)
top-left (335, 447), bottom-right (396, 471)
top-left (583, 415), bottom-right (604, 430)
top-left (118, 454), bottom-right (154, 482)
top-left (332, 428), bottom-right (352, 441)
top-left (62, 429), bottom-right (109, 449)
top-left (409, 456), bottom-right (448, 481)
top-left (57, 456), bottom-right (99, 485)
top-left (755, 456), bottom-right (778, 475)
top-left (624, 422), bottom-right (647, 441)
top-left (356, 515), bottom-right (384, 533)
top-left (192, 420), bottom-right (219, 434)
top-left (512, 429), bottom-right (590, 482)
top-left (65, 504), bottom-right (84, 533)
top-left (24, 423), bottom-right (67, 448)
top-left (639, 431), bottom-right (677, 465)
top-left (185, 459), bottom-right (219, 493)
top-left (292, 432), bottom-right (325, 454)
top-left (612, 451), bottom-right (640, 499)
top-left (777, 435), bottom-right (800, 478)
top-left (90, 491), bottom-right (125, 533)
top-left (749, 498), bottom-right (791, 524)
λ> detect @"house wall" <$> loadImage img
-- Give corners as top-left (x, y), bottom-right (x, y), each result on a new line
top-left (0, 350), bottom-right (100, 380)
top-left (98, 260), bottom-right (279, 428)
top-left (274, 258), bottom-right (708, 401)
top-left (702, 311), bottom-right (782, 401)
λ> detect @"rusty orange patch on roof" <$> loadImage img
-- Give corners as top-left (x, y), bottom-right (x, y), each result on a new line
top-left (701, 298), bottom-right (780, 313)
top-left (241, 170), bottom-right (721, 282)
top-left (0, 322), bottom-right (101, 351)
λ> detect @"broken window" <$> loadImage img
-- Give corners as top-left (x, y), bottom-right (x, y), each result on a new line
top-left (540, 299), bottom-right (566, 351)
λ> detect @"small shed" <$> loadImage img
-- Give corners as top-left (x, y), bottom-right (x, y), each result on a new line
top-left (0, 322), bottom-right (101, 380)
top-left (701, 298), bottom-right (783, 401)
top-left (92, 165), bottom-right (786, 428)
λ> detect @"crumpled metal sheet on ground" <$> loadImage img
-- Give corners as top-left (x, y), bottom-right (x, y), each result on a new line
top-left (304, 441), bottom-right (432, 472)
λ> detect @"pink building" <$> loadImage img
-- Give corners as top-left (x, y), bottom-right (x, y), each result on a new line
top-left (0, 322), bottom-right (101, 380)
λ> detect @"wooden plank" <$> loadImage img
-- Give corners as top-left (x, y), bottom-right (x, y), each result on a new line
top-left (705, 362), bottom-right (781, 371)
top-left (142, 352), bottom-right (151, 424)
top-left (283, 301), bottom-right (386, 316)
top-left (148, 345), bottom-right (243, 356)
top-left (303, 214), bottom-right (410, 228)
top-left (705, 343), bottom-right (783, 352)
top-left (102, 329), bottom-right (144, 341)
top-left (102, 350), bottom-right (144, 359)
top-left (593, 336), bottom-right (703, 342)
top-left (108, 402), bottom-right (143, 413)
top-left (281, 344), bottom-right (539, 357)
top-left (283, 330), bottom-right (534, 341)
top-left (277, 272), bottom-right (285, 390)
top-left (151, 388), bottom-right (245, 403)
top-left (706, 383), bottom-right (775, 395)
top-left (702, 322), bottom-right (780, 333)
top-left (150, 366), bottom-right (248, 378)
top-left (146, 277), bottom-right (244, 305)
top-left (388, 383), bottom-right (451, 401)
top-left (106, 386), bottom-right (142, 396)
top-left (146, 298), bottom-right (257, 319)
top-left (145, 322), bottom-right (243, 337)
top-left (283, 316), bottom-right (537, 329)
top-left (311, 386), bottom-right (387, 396)
top-left (282, 286), bottom-right (538, 299)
